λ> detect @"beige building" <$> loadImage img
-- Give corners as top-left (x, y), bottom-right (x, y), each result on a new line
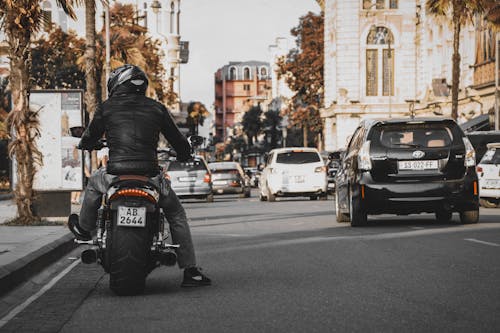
top-left (320, 0), bottom-right (477, 151)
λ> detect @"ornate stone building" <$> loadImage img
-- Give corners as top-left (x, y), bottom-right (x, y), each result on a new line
top-left (319, 0), bottom-right (477, 151)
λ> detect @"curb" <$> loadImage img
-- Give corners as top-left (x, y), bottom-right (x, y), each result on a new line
top-left (0, 232), bottom-right (77, 297)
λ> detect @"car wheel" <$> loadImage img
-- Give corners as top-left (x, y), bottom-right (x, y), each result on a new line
top-left (319, 193), bottom-right (328, 201)
top-left (459, 209), bottom-right (479, 224)
top-left (206, 194), bottom-right (214, 203)
top-left (335, 191), bottom-right (350, 223)
top-left (259, 192), bottom-right (267, 201)
top-left (309, 196), bottom-right (318, 200)
top-left (349, 188), bottom-right (367, 227)
top-left (435, 209), bottom-right (452, 222)
top-left (245, 189), bottom-right (251, 198)
top-left (479, 198), bottom-right (499, 208)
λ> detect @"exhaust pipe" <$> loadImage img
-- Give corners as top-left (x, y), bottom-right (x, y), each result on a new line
top-left (81, 249), bottom-right (99, 264)
top-left (159, 249), bottom-right (177, 266)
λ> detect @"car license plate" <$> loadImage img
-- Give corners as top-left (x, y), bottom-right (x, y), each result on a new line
top-left (179, 176), bottom-right (196, 182)
top-left (293, 175), bottom-right (305, 183)
top-left (484, 179), bottom-right (500, 189)
top-left (117, 206), bottom-right (146, 227)
top-left (398, 160), bottom-right (438, 171)
top-left (213, 180), bottom-right (226, 185)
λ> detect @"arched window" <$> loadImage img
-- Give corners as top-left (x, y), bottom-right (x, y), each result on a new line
top-left (260, 67), bottom-right (267, 78)
top-left (42, 1), bottom-right (52, 32)
top-left (366, 26), bottom-right (394, 96)
top-left (229, 67), bottom-right (237, 80)
top-left (243, 67), bottom-right (250, 80)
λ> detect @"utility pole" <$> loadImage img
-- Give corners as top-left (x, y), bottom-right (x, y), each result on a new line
top-left (495, 31), bottom-right (499, 131)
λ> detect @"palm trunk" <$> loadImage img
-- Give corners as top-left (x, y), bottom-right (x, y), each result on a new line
top-left (303, 125), bottom-right (308, 147)
top-left (85, 0), bottom-right (98, 171)
top-left (6, 17), bottom-right (42, 224)
top-left (451, 7), bottom-right (462, 120)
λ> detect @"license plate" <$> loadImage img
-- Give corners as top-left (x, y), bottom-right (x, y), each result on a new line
top-left (293, 175), bottom-right (305, 183)
top-left (213, 180), bottom-right (226, 185)
top-left (117, 206), bottom-right (146, 227)
top-left (398, 160), bottom-right (438, 171)
top-left (179, 176), bottom-right (196, 182)
top-left (484, 179), bottom-right (500, 189)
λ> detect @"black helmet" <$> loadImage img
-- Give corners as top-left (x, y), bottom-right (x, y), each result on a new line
top-left (107, 64), bottom-right (148, 97)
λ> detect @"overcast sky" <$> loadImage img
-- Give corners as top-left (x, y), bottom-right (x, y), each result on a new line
top-left (179, 0), bottom-right (320, 108)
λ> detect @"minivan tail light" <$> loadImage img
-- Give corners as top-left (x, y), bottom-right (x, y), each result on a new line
top-left (463, 137), bottom-right (476, 167)
top-left (203, 173), bottom-right (211, 183)
top-left (476, 166), bottom-right (483, 173)
top-left (358, 140), bottom-right (372, 171)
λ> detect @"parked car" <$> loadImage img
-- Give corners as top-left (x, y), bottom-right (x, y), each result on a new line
top-left (259, 147), bottom-right (328, 202)
top-left (208, 162), bottom-right (251, 197)
top-left (160, 153), bottom-right (213, 202)
top-left (326, 150), bottom-right (344, 194)
top-left (335, 118), bottom-right (479, 226)
top-left (477, 143), bottom-right (500, 208)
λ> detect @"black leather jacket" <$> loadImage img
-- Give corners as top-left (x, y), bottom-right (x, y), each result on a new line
top-left (79, 93), bottom-right (191, 176)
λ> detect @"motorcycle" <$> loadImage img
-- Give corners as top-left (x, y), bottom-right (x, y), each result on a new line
top-left (70, 126), bottom-right (204, 296)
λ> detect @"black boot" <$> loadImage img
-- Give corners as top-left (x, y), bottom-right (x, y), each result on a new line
top-left (181, 267), bottom-right (212, 287)
top-left (68, 214), bottom-right (92, 241)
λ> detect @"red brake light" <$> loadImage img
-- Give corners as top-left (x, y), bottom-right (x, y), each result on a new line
top-left (476, 166), bottom-right (483, 173)
top-left (110, 188), bottom-right (157, 203)
top-left (204, 173), bottom-right (211, 183)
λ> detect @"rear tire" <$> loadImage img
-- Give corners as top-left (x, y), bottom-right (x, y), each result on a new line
top-left (435, 209), bottom-right (452, 223)
top-left (109, 215), bottom-right (152, 296)
top-left (309, 196), bottom-right (318, 201)
top-left (349, 189), bottom-right (367, 227)
top-left (206, 194), bottom-right (214, 203)
top-left (459, 209), bottom-right (479, 224)
top-left (335, 192), bottom-right (350, 223)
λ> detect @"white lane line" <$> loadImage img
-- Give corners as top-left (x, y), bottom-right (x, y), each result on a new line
top-left (0, 259), bottom-right (81, 328)
top-left (464, 238), bottom-right (500, 247)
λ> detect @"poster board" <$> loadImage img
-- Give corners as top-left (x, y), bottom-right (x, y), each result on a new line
top-left (27, 90), bottom-right (84, 191)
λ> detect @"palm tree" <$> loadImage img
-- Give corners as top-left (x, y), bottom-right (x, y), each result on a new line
top-left (426, 0), bottom-right (497, 120)
top-left (0, 0), bottom-right (81, 224)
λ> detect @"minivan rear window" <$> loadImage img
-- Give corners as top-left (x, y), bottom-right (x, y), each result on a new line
top-left (378, 126), bottom-right (452, 149)
top-left (276, 151), bottom-right (321, 164)
top-left (167, 160), bottom-right (206, 172)
top-left (480, 149), bottom-right (500, 165)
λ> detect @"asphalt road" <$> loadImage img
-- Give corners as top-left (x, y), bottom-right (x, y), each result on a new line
top-left (2, 191), bottom-right (500, 332)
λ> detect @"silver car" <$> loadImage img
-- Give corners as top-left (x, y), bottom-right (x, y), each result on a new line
top-left (162, 155), bottom-right (214, 202)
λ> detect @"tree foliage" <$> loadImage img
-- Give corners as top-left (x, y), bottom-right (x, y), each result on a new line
top-left (241, 104), bottom-right (263, 147)
top-left (426, 0), bottom-right (498, 120)
top-left (262, 109), bottom-right (282, 150)
top-left (31, 27), bottom-right (86, 89)
top-left (186, 101), bottom-right (209, 135)
top-left (277, 11), bottom-right (324, 147)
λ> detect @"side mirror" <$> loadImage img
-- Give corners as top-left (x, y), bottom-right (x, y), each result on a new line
top-left (188, 135), bottom-right (204, 148)
top-left (70, 126), bottom-right (85, 138)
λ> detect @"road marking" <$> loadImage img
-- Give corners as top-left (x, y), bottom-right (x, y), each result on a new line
top-left (464, 238), bottom-right (500, 247)
top-left (0, 259), bottom-right (81, 328)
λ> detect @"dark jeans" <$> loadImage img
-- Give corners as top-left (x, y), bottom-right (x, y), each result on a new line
top-left (79, 168), bottom-right (196, 268)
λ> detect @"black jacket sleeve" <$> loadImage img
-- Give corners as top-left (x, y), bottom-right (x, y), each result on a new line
top-left (79, 104), bottom-right (105, 150)
top-left (160, 106), bottom-right (191, 162)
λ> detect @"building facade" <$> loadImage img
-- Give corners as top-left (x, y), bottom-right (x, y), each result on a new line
top-left (214, 61), bottom-right (271, 140)
top-left (320, 0), bottom-right (477, 151)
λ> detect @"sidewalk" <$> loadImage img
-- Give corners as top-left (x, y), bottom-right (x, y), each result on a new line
top-left (0, 199), bottom-right (77, 296)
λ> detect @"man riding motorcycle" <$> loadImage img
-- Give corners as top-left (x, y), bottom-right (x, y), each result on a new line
top-left (68, 64), bottom-right (211, 287)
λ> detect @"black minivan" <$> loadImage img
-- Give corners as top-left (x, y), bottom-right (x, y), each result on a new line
top-left (335, 118), bottom-right (479, 226)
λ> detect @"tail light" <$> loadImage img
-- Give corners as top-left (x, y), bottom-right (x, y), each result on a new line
top-left (315, 166), bottom-right (327, 173)
top-left (463, 137), bottom-right (476, 167)
top-left (110, 188), bottom-right (157, 203)
top-left (358, 140), bottom-right (372, 171)
top-left (230, 180), bottom-right (240, 187)
top-left (203, 173), bottom-right (211, 183)
top-left (476, 166), bottom-right (483, 173)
